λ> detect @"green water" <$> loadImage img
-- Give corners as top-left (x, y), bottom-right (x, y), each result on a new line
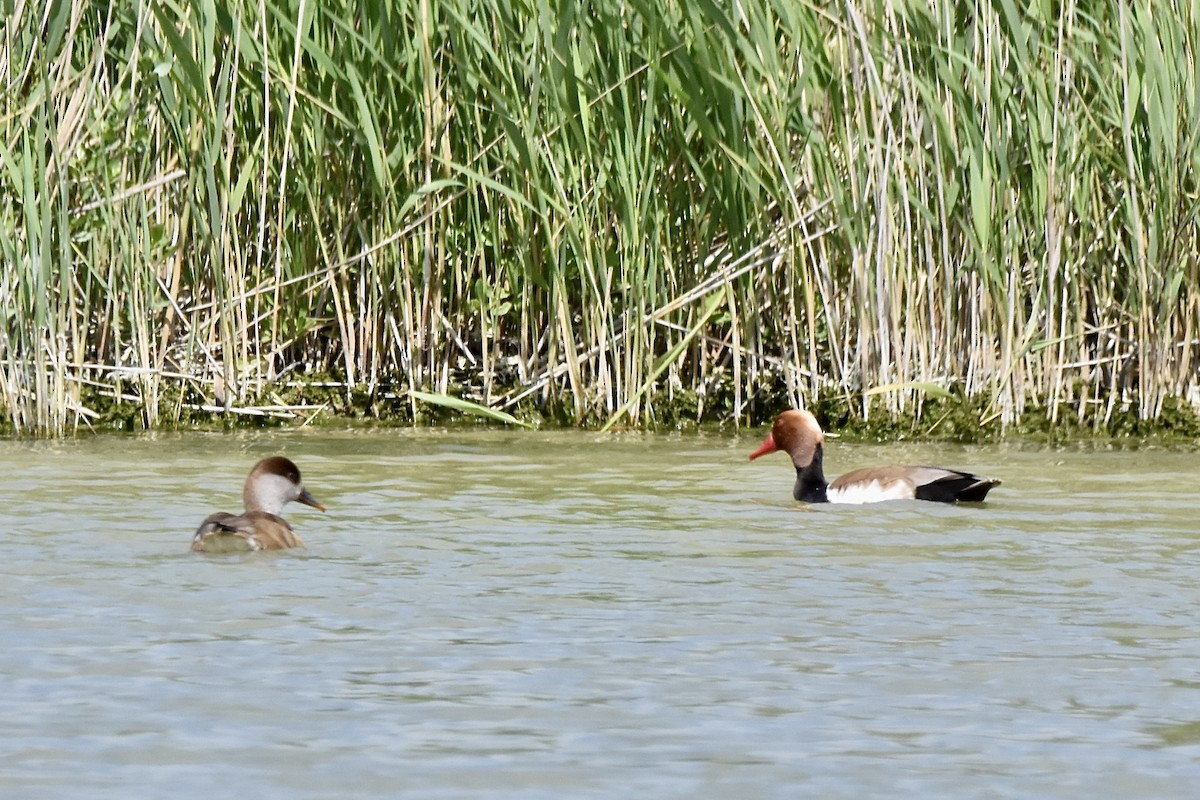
top-left (2, 429), bottom-right (1199, 798)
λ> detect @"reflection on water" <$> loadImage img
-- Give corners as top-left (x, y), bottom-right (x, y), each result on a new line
top-left (2, 429), bottom-right (1200, 798)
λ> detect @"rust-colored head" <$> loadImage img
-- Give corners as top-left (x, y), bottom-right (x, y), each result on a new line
top-left (748, 410), bottom-right (824, 468)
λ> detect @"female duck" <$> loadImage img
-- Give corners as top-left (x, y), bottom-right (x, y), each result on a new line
top-left (192, 456), bottom-right (326, 552)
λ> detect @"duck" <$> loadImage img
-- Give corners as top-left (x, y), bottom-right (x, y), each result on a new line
top-left (191, 456), bottom-right (326, 552)
top-left (749, 410), bottom-right (1000, 504)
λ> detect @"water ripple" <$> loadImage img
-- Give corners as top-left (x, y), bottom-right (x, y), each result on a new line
top-left (1, 432), bottom-right (1199, 798)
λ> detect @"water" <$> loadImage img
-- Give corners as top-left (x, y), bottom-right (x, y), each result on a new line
top-left (2, 428), bottom-right (1199, 798)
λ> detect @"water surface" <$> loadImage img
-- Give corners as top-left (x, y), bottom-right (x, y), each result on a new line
top-left (2, 429), bottom-right (1199, 798)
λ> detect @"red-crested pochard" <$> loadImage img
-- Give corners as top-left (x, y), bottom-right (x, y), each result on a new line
top-left (191, 456), bottom-right (326, 552)
top-left (749, 410), bottom-right (1000, 504)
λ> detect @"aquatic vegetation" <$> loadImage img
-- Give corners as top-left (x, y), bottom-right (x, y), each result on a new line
top-left (1, 1), bottom-right (1198, 435)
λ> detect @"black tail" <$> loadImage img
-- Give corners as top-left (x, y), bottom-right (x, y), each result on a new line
top-left (915, 475), bottom-right (1001, 503)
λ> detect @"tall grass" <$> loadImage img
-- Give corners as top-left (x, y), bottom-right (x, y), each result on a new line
top-left (1, 0), bottom-right (1198, 435)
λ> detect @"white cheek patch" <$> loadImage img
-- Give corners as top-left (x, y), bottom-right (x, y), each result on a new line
top-left (828, 479), bottom-right (915, 505)
top-left (247, 473), bottom-right (295, 516)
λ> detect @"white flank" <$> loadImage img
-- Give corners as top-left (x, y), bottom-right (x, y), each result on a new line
top-left (827, 479), bottom-right (915, 505)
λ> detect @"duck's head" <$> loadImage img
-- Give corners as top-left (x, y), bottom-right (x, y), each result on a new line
top-left (243, 456), bottom-right (326, 516)
top-left (748, 410), bottom-right (824, 469)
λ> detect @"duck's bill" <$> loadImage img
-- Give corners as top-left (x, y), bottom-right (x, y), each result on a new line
top-left (748, 432), bottom-right (778, 461)
top-left (298, 489), bottom-right (327, 512)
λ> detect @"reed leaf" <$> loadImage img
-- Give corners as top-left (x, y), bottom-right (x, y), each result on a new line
top-left (409, 389), bottom-right (533, 428)
top-left (1, 0), bottom-right (1198, 436)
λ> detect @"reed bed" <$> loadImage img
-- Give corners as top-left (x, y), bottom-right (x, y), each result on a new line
top-left (2, 0), bottom-right (1198, 436)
